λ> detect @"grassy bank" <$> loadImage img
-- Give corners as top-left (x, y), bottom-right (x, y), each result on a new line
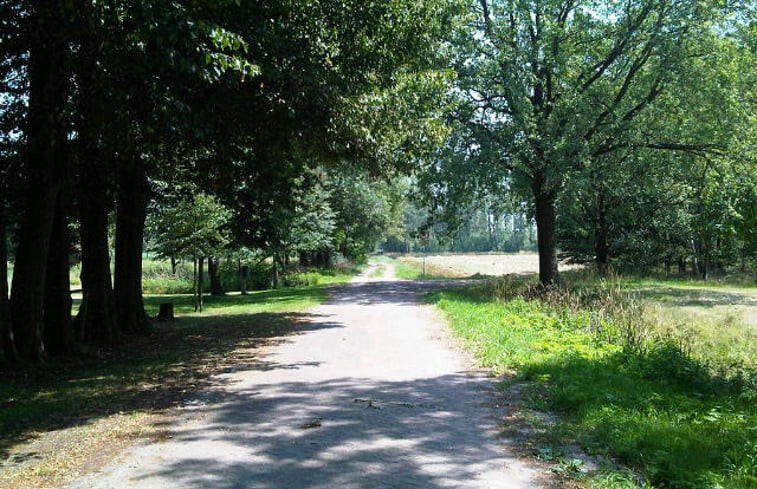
top-left (0, 269), bottom-right (357, 489)
top-left (432, 277), bottom-right (756, 489)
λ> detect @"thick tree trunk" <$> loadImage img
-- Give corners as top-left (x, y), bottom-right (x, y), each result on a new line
top-left (114, 156), bottom-right (150, 334)
top-left (0, 205), bottom-right (17, 362)
top-left (75, 162), bottom-right (118, 343)
top-left (44, 185), bottom-right (74, 355)
top-left (10, 9), bottom-right (69, 360)
top-left (532, 170), bottom-right (559, 285)
top-left (208, 257), bottom-right (224, 296)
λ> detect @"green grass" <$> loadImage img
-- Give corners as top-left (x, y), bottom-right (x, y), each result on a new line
top-left (0, 278), bottom-right (353, 461)
top-left (143, 286), bottom-right (330, 317)
top-left (432, 279), bottom-right (756, 489)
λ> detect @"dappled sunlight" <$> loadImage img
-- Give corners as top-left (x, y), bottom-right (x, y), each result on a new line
top-left (107, 374), bottom-right (532, 489)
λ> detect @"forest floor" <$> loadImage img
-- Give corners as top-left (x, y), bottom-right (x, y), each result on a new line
top-left (3, 263), bottom-right (564, 489)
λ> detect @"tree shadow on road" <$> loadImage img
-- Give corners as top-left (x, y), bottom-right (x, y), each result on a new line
top-left (126, 372), bottom-right (547, 489)
top-left (0, 311), bottom-right (342, 459)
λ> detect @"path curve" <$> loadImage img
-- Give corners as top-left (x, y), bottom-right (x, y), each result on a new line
top-left (66, 263), bottom-right (555, 489)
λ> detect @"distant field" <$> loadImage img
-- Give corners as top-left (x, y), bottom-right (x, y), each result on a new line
top-left (395, 253), bottom-right (756, 326)
top-left (397, 252), bottom-right (571, 276)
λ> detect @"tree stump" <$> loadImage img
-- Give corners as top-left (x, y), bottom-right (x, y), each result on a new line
top-left (156, 303), bottom-right (174, 321)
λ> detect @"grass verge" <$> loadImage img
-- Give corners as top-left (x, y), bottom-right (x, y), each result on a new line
top-left (432, 277), bottom-right (756, 489)
top-left (0, 277), bottom-right (354, 488)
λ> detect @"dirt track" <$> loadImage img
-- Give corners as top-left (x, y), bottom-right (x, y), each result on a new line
top-left (65, 264), bottom-right (555, 489)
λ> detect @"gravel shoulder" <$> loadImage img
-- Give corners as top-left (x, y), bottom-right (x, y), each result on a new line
top-left (65, 263), bottom-right (559, 489)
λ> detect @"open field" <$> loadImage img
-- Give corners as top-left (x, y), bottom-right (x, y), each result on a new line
top-left (394, 253), bottom-right (756, 327)
top-left (396, 252), bottom-right (548, 277)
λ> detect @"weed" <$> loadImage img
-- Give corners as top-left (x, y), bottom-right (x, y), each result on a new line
top-left (433, 277), bottom-right (756, 489)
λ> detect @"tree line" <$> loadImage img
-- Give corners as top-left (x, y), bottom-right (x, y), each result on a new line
top-left (0, 0), bottom-right (457, 363)
top-left (1, 0), bottom-right (754, 363)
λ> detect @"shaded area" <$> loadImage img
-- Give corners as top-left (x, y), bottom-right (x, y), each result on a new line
top-left (0, 309), bottom-right (340, 459)
top-left (88, 374), bottom-right (532, 489)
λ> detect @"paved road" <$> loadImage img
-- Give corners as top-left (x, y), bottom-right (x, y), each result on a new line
top-left (66, 264), bottom-right (553, 489)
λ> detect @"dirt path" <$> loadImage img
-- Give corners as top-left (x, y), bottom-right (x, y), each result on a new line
top-left (65, 263), bottom-right (555, 489)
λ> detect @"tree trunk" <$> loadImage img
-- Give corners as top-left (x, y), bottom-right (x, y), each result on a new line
top-left (678, 256), bottom-right (686, 275)
top-left (75, 161), bottom-right (118, 343)
top-left (10, 8), bottom-right (69, 360)
top-left (532, 170), bottom-right (559, 285)
top-left (594, 191), bottom-right (610, 277)
top-left (197, 257), bottom-right (204, 312)
top-left (271, 254), bottom-right (281, 288)
top-left (208, 257), bottom-right (224, 296)
top-left (114, 156), bottom-right (150, 334)
top-left (44, 184), bottom-right (74, 355)
top-left (0, 204), bottom-right (17, 362)
top-left (193, 256), bottom-right (199, 312)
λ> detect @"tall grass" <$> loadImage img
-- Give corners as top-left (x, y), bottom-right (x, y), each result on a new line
top-left (433, 276), bottom-right (756, 489)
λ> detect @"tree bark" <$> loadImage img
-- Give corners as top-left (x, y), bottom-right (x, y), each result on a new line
top-left (75, 159), bottom-right (118, 343)
top-left (594, 190), bottom-right (611, 277)
top-left (10, 6), bottom-right (69, 360)
top-left (44, 183), bottom-right (74, 355)
top-left (198, 257), bottom-right (204, 312)
top-left (208, 257), bottom-right (224, 296)
top-left (532, 170), bottom-right (559, 285)
top-left (114, 156), bottom-right (150, 334)
top-left (0, 203), bottom-right (17, 362)
top-left (193, 256), bottom-right (199, 312)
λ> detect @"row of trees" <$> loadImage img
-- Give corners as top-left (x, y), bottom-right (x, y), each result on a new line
top-left (423, 0), bottom-right (755, 283)
top-left (0, 0), bottom-right (458, 362)
top-left (146, 168), bottom-right (408, 292)
top-left (2, 0), bottom-right (754, 362)
top-left (382, 197), bottom-right (537, 253)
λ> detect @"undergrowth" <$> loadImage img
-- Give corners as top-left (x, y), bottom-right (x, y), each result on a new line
top-left (433, 276), bottom-right (756, 489)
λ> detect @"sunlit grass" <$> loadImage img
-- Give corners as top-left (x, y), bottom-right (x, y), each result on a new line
top-left (143, 286), bottom-right (330, 317)
top-left (432, 278), bottom-right (756, 489)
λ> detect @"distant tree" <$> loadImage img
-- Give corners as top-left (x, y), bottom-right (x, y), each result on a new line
top-left (147, 193), bottom-right (231, 311)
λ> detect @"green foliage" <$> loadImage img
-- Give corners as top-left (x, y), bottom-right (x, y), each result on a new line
top-left (423, 0), bottom-right (754, 282)
top-left (433, 277), bottom-right (756, 489)
top-left (146, 192), bottom-right (231, 260)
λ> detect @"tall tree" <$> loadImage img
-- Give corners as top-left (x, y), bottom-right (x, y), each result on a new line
top-left (10, 2), bottom-right (72, 359)
top-left (431, 0), bottom-right (730, 284)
